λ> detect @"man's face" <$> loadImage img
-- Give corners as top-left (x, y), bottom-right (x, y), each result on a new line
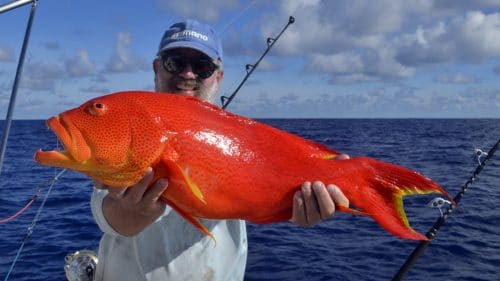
top-left (153, 48), bottom-right (223, 103)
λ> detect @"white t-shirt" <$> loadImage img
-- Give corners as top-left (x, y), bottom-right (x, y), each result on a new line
top-left (91, 188), bottom-right (248, 281)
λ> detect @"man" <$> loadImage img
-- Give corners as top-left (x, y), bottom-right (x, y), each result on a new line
top-left (91, 19), bottom-right (349, 281)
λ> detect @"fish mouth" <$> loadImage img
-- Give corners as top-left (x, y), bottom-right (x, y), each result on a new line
top-left (35, 115), bottom-right (91, 169)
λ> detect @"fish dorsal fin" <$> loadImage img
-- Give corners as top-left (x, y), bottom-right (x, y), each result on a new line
top-left (301, 138), bottom-right (340, 159)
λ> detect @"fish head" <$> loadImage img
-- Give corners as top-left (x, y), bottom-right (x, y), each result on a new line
top-left (35, 92), bottom-right (171, 187)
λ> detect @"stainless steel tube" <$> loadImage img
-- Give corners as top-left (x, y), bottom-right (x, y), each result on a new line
top-left (0, 0), bottom-right (34, 14)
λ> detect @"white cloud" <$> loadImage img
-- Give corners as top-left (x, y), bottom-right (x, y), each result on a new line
top-left (105, 32), bottom-right (149, 73)
top-left (20, 61), bottom-right (65, 91)
top-left (155, 0), bottom-right (238, 22)
top-left (258, 1), bottom-right (418, 82)
top-left (66, 50), bottom-right (96, 78)
top-left (267, 0), bottom-right (416, 55)
top-left (231, 85), bottom-right (499, 118)
top-left (306, 47), bottom-right (414, 83)
top-left (454, 11), bottom-right (500, 59)
top-left (0, 45), bottom-right (14, 62)
top-left (435, 72), bottom-right (480, 84)
top-left (79, 85), bottom-right (110, 94)
top-left (397, 11), bottom-right (500, 65)
top-left (254, 1), bottom-right (500, 83)
top-left (254, 59), bottom-right (281, 72)
top-left (433, 0), bottom-right (500, 11)
top-left (42, 42), bottom-right (60, 51)
top-left (308, 53), bottom-right (364, 74)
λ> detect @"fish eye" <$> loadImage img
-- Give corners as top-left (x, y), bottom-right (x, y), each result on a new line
top-left (86, 101), bottom-right (107, 116)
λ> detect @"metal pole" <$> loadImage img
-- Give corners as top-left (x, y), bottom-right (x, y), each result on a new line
top-left (0, 0), bottom-right (33, 14)
top-left (0, 0), bottom-right (37, 176)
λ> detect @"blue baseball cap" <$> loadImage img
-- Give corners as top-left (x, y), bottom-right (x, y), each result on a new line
top-left (157, 19), bottom-right (223, 61)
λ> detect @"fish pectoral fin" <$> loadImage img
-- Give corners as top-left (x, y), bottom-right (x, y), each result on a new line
top-left (160, 157), bottom-right (206, 204)
top-left (165, 198), bottom-right (215, 241)
top-left (336, 205), bottom-right (369, 216)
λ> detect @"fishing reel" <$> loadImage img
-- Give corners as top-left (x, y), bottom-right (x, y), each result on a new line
top-left (64, 250), bottom-right (98, 281)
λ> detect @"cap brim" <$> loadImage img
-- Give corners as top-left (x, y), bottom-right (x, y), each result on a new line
top-left (157, 41), bottom-right (219, 60)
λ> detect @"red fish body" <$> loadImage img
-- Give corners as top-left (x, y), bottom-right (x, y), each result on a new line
top-left (35, 91), bottom-right (452, 240)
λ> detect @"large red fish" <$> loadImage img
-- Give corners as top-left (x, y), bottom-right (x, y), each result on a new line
top-left (35, 91), bottom-right (452, 240)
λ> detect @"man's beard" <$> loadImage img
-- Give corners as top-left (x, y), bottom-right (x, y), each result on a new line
top-left (166, 76), bottom-right (219, 103)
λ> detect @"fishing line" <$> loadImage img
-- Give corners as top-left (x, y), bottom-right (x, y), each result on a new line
top-left (220, 0), bottom-right (259, 34)
top-left (0, 190), bottom-right (39, 223)
top-left (0, 122), bottom-right (64, 224)
top-left (4, 168), bottom-right (66, 281)
top-left (216, 0), bottom-right (268, 104)
top-left (392, 139), bottom-right (499, 281)
top-left (3, 132), bottom-right (74, 280)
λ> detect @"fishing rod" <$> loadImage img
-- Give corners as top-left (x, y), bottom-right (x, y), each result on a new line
top-left (0, 0), bottom-right (37, 176)
top-left (220, 16), bottom-right (295, 109)
top-left (392, 139), bottom-right (500, 281)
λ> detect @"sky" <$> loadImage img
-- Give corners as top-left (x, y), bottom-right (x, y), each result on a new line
top-left (0, 0), bottom-right (499, 119)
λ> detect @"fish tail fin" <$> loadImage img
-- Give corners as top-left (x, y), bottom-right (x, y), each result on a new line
top-left (339, 157), bottom-right (452, 241)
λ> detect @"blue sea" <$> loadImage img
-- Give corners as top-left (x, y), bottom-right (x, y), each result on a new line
top-left (0, 119), bottom-right (499, 281)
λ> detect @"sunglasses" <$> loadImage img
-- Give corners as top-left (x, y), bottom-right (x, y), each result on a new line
top-left (161, 54), bottom-right (219, 79)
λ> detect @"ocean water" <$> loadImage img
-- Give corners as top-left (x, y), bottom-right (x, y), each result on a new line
top-left (0, 119), bottom-right (498, 281)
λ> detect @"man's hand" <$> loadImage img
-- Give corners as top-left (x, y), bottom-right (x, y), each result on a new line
top-left (289, 154), bottom-right (350, 227)
top-left (96, 168), bottom-right (168, 236)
